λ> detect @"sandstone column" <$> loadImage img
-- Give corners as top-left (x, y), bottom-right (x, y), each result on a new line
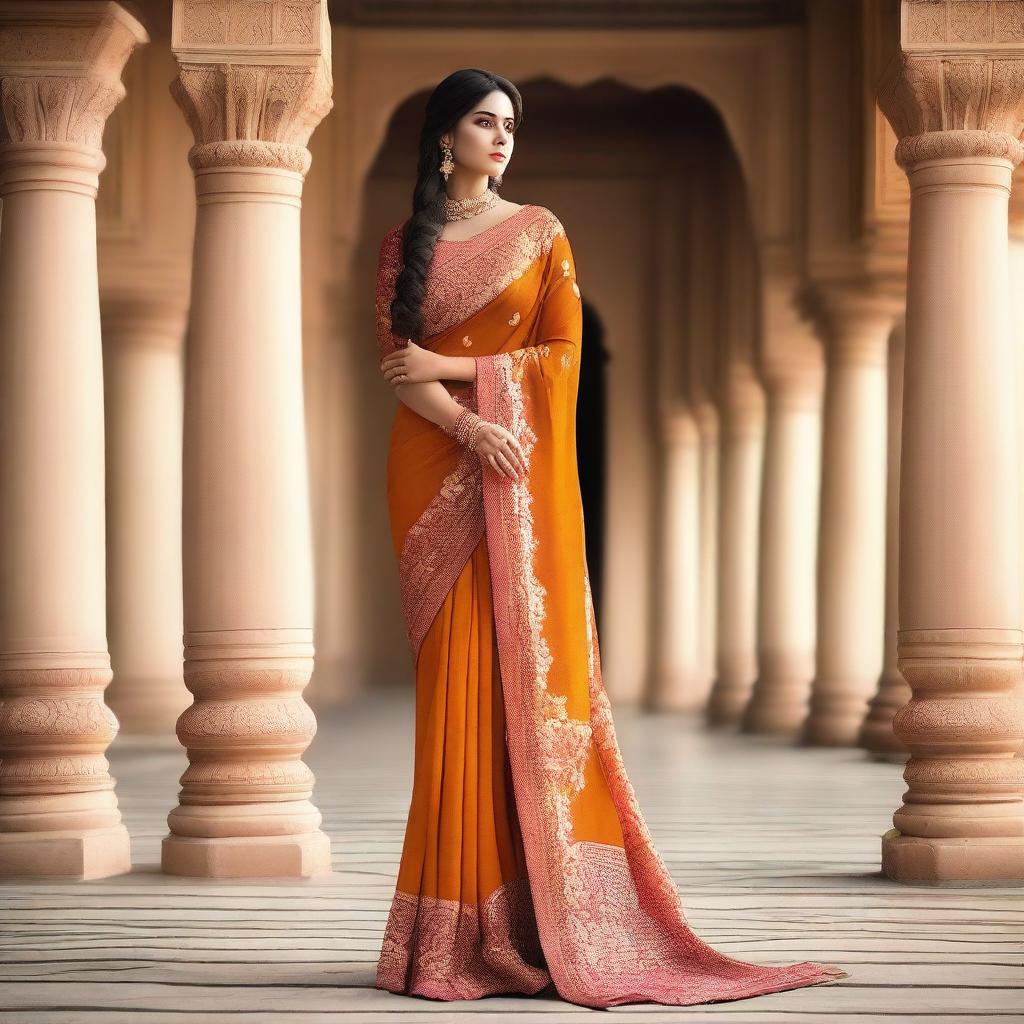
top-left (875, 0), bottom-right (1024, 883)
top-left (708, 366), bottom-right (765, 723)
top-left (802, 286), bottom-right (896, 745)
top-left (859, 319), bottom-right (911, 760)
top-left (0, 1), bottom-right (147, 878)
top-left (743, 281), bottom-right (823, 734)
top-left (695, 401), bottom-right (720, 707)
top-left (102, 294), bottom-right (189, 735)
top-left (652, 406), bottom-right (703, 710)
top-left (1010, 193), bottom-right (1024, 726)
top-left (162, 0), bottom-right (334, 878)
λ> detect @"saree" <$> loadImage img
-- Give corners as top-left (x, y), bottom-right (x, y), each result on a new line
top-left (372, 204), bottom-right (847, 1008)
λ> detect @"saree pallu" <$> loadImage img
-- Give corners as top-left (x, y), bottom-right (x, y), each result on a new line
top-left (373, 205), bottom-right (847, 1008)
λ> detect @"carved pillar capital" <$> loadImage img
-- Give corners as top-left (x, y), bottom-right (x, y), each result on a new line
top-left (877, 0), bottom-right (1024, 169)
top-left (0, 1), bottom-right (148, 150)
top-left (100, 291), bottom-right (189, 351)
top-left (806, 281), bottom-right (903, 367)
top-left (169, 0), bottom-right (333, 175)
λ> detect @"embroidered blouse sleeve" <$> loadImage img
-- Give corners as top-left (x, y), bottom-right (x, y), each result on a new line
top-left (375, 224), bottom-right (405, 359)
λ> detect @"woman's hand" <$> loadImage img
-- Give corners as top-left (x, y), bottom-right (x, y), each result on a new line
top-left (380, 341), bottom-right (443, 386)
top-left (473, 420), bottom-right (527, 482)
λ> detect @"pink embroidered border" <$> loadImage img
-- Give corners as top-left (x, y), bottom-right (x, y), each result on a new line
top-left (398, 442), bottom-right (484, 663)
top-left (375, 877), bottom-right (551, 1000)
top-left (475, 349), bottom-right (849, 1008)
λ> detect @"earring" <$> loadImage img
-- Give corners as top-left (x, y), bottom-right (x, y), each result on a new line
top-left (440, 141), bottom-right (454, 180)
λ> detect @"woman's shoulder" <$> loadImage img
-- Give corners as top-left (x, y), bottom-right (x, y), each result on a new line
top-left (380, 219), bottom-right (406, 249)
top-left (516, 204), bottom-right (568, 256)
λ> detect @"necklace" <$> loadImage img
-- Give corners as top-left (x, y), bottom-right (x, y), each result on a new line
top-left (442, 187), bottom-right (500, 222)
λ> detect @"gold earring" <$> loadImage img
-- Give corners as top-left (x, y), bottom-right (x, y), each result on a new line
top-left (440, 141), bottom-right (454, 180)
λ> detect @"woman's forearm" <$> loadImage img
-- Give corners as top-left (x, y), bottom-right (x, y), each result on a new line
top-left (437, 354), bottom-right (477, 383)
top-left (393, 379), bottom-right (465, 433)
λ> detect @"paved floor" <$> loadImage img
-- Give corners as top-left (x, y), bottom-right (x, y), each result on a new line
top-left (2, 688), bottom-right (1022, 1022)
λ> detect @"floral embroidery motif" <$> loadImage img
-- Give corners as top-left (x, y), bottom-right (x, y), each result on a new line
top-left (561, 258), bottom-right (571, 277)
top-left (462, 335), bottom-right (473, 347)
top-left (509, 345), bottom-right (551, 381)
top-left (561, 352), bottom-right (574, 369)
top-left (376, 878), bottom-right (550, 1000)
top-left (571, 281), bottom-right (581, 299)
top-left (508, 311), bottom-right (521, 326)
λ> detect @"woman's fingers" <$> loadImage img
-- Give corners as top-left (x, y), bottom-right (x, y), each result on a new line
top-left (499, 443), bottom-right (524, 479)
top-left (487, 452), bottom-right (509, 479)
top-left (495, 450), bottom-right (519, 479)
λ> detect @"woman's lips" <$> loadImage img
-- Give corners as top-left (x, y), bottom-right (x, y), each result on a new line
top-left (490, 153), bottom-right (506, 161)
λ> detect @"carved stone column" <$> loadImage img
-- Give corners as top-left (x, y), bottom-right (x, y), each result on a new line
top-left (802, 286), bottom-right (897, 745)
top-left (651, 406), bottom-right (703, 710)
top-left (102, 294), bottom-right (189, 735)
top-left (875, 0), bottom-right (1024, 883)
top-left (707, 366), bottom-right (765, 723)
top-left (162, 0), bottom-right (334, 878)
top-left (859, 318), bottom-right (911, 761)
top-left (695, 400), bottom-right (720, 707)
top-left (743, 282), bottom-right (824, 735)
top-left (0, 1), bottom-right (147, 878)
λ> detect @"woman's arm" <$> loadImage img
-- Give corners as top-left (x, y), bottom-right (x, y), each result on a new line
top-left (391, 378), bottom-right (464, 434)
top-left (374, 227), bottom-right (523, 477)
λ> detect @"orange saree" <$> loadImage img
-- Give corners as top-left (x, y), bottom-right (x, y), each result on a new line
top-left (373, 204), bottom-right (847, 1008)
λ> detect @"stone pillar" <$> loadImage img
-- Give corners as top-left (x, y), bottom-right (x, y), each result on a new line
top-left (0, 1), bottom-right (147, 878)
top-left (859, 319), bottom-right (911, 761)
top-left (743, 277), bottom-right (823, 734)
top-left (875, 1), bottom-right (1024, 883)
top-left (651, 406), bottom-right (703, 711)
top-left (1010, 198), bottom-right (1024, 729)
top-left (102, 294), bottom-right (189, 735)
top-left (695, 400), bottom-right (720, 707)
top-left (708, 366), bottom-right (765, 723)
top-left (162, 0), bottom-right (334, 878)
top-left (802, 287), bottom-right (897, 745)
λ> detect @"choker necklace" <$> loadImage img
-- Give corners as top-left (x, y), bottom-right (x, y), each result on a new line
top-left (443, 187), bottom-right (500, 222)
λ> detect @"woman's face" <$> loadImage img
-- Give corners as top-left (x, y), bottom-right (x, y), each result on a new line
top-left (442, 89), bottom-right (516, 181)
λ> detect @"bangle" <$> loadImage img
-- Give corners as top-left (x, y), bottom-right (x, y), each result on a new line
top-left (448, 408), bottom-right (484, 451)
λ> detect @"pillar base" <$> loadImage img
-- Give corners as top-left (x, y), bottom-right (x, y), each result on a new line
top-left (801, 713), bottom-right (865, 746)
top-left (161, 830), bottom-right (333, 879)
top-left (858, 713), bottom-right (910, 760)
top-left (881, 829), bottom-right (1024, 885)
top-left (706, 682), bottom-right (751, 725)
top-left (741, 687), bottom-right (808, 735)
top-left (0, 825), bottom-right (131, 880)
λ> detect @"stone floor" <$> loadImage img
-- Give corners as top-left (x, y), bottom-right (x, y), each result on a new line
top-left (2, 688), bottom-right (1022, 1022)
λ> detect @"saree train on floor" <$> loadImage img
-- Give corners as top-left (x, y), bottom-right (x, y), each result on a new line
top-left (372, 204), bottom-right (847, 1008)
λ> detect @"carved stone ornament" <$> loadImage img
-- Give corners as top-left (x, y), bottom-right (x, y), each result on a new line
top-left (876, 0), bottom-right (1024, 167)
top-left (0, 1), bottom-right (149, 149)
top-left (170, 0), bottom-right (333, 173)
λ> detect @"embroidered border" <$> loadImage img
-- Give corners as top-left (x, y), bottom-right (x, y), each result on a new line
top-left (423, 207), bottom-right (564, 339)
top-left (375, 207), bottom-right (566, 351)
top-left (376, 877), bottom-right (551, 1000)
top-left (398, 444), bottom-right (485, 663)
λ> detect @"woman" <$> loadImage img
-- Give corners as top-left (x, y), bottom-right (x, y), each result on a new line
top-left (372, 68), bottom-right (847, 1009)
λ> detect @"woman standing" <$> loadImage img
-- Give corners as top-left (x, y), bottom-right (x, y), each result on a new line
top-left (373, 67), bottom-right (846, 1009)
